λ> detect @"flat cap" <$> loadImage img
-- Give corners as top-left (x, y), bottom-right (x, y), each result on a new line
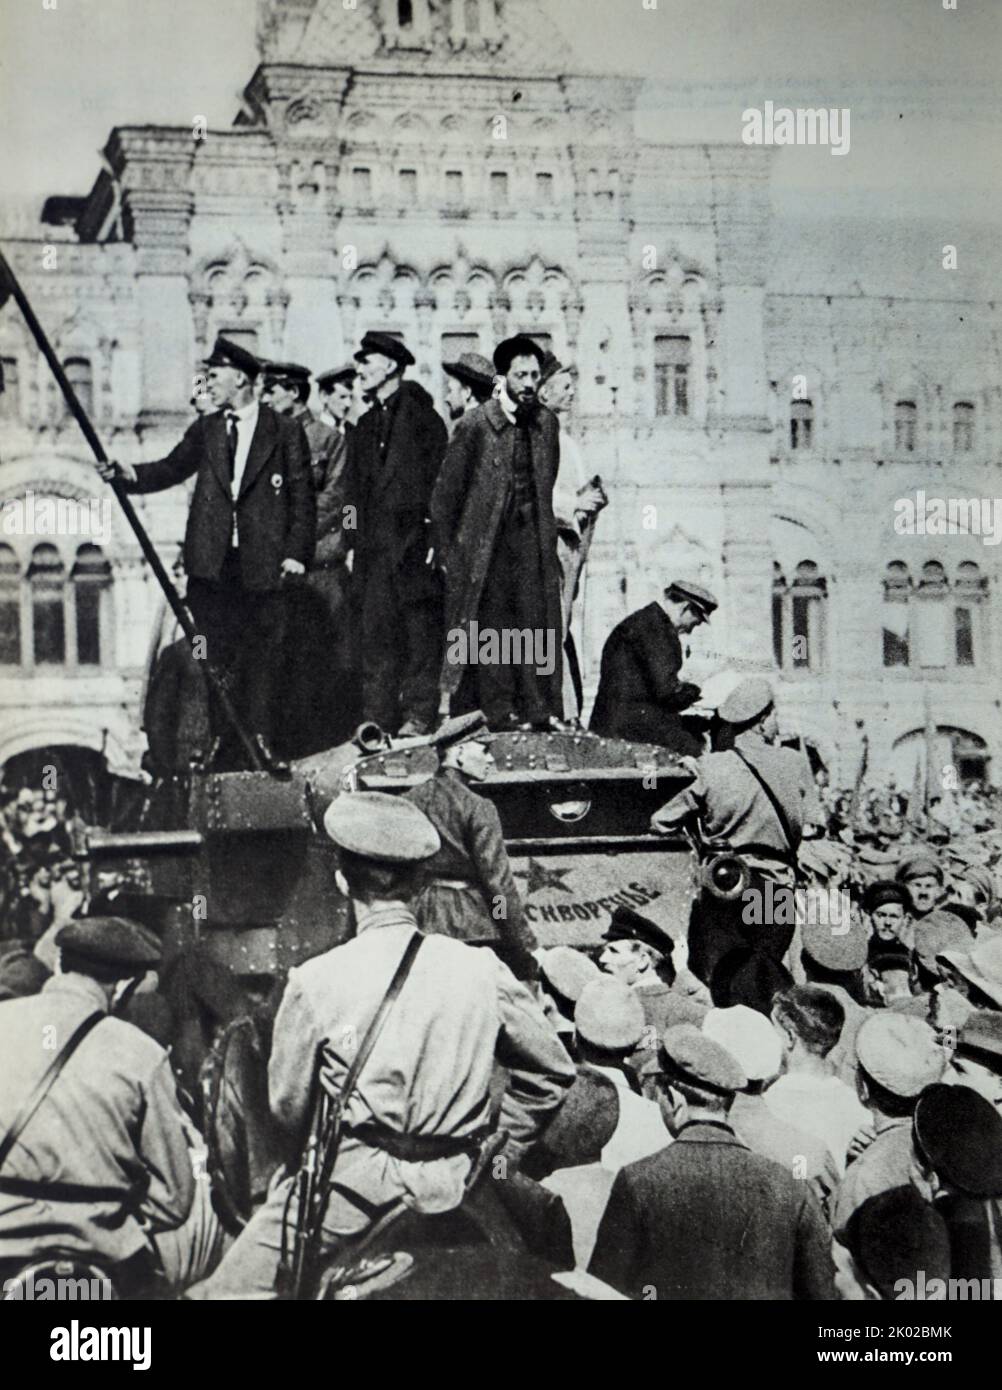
top-left (862, 879), bottom-right (911, 915)
top-left (323, 791), bottom-right (440, 863)
top-left (956, 1009), bottom-right (1002, 1071)
top-left (315, 363), bottom-right (357, 390)
top-left (262, 359), bottom-right (311, 384)
top-left (354, 331), bottom-right (415, 369)
top-left (913, 1083), bottom-right (1002, 1197)
top-left (842, 1187), bottom-right (951, 1302)
top-left (895, 851), bottom-right (944, 885)
top-left (493, 334), bottom-right (546, 374)
top-left (855, 1013), bottom-right (944, 1098)
top-left (665, 579), bottom-right (718, 618)
top-left (913, 909), bottom-right (975, 970)
top-left (718, 676), bottom-right (774, 726)
top-left (538, 350), bottom-right (567, 385)
top-left (55, 916), bottom-right (161, 971)
top-left (702, 1005), bottom-right (781, 1083)
top-left (204, 334), bottom-right (261, 380)
top-left (658, 1023), bottom-right (747, 1096)
top-left (802, 914), bottom-right (868, 973)
top-left (433, 710), bottom-right (491, 751)
top-left (538, 946), bottom-right (601, 1005)
top-left (575, 978), bottom-right (646, 1053)
top-left (442, 353), bottom-right (496, 394)
top-left (937, 934), bottom-right (1002, 1009)
top-left (602, 905), bottom-right (673, 959)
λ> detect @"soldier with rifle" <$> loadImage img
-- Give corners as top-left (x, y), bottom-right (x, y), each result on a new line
top-left (191, 791), bottom-right (575, 1299)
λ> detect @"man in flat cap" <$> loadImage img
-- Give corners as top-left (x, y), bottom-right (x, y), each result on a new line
top-left (98, 335), bottom-right (316, 771)
top-left (405, 710), bottom-right (539, 980)
top-left (341, 331), bottom-right (447, 738)
top-left (590, 580), bottom-right (716, 753)
top-left (195, 790), bottom-right (574, 1298)
top-left (652, 675), bottom-right (820, 999)
top-left (432, 334), bottom-right (565, 731)
top-left (0, 917), bottom-right (197, 1295)
top-left (442, 352), bottom-right (496, 423)
top-left (589, 1024), bottom-right (834, 1299)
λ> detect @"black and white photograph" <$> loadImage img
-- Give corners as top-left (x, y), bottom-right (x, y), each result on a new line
top-left (0, 0), bottom-right (1000, 1355)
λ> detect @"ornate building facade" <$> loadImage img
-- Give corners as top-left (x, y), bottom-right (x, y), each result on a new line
top-left (0, 0), bottom-right (998, 786)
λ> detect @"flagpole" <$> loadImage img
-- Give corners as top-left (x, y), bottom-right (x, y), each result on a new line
top-left (0, 250), bottom-right (265, 772)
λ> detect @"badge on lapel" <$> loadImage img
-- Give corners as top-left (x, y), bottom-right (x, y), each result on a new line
top-left (271, 473), bottom-right (283, 491)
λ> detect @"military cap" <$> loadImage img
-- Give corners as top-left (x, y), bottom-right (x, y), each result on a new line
top-left (855, 1013), bottom-right (944, 1098)
top-left (802, 914), bottom-right (868, 973)
top-left (895, 851), bottom-right (944, 885)
top-left (262, 359), bottom-right (311, 385)
top-left (658, 1023), bottom-right (747, 1096)
top-left (538, 946), bottom-right (601, 1005)
top-left (442, 353), bottom-right (496, 394)
top-left (433, 710), bottom-right (491, 751)
top-left (315, 363), bottom-right (357, 391)
top-left (665, 579), bottom-right (718, 619)
top-left (913, 909), bottom-right (975, 971)
top-left (55, 916), bottom-right (161, 972)
top-left (937, 934), bottom-right (1002, 1010)
top-left (862, 879), bottom-right (911, 915)
top-left (842, 1187), bottom-right (951, 1302)
top-left (602, 905), bottom-right (673, 959)
top-left (702, 1005), bottom-right (781, 1083)
top-left (718, 676), bottom-right (774, 726)
top-left (913, 1083), bottom-right (1002, 1197)
top-left (204, 334), bottom-right (262, 380)
top-left (575, 978), bottom-right (646, 1053)
top-left (323, 790), bottom-right (440, 863)
top-left (956, 1010), bottom-right (1002, 1071)
top-left (354, 331), bottom-right (415, 368)
top-left (492, 334), bottom-right (546, 374)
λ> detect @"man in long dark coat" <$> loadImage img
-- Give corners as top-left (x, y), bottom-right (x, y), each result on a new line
top-left (432, 335), bottom-right (564, 731)
top-left (341, 332), bottom-right (447, 737)
top-left (589, 580), bottom-right (716, 754)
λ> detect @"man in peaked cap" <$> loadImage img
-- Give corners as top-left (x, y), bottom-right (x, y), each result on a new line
top-left (833, 1186), bottom-right (952, 1301)
top-left (832, 1013), bottom-right (945, 1234)
top-left (442, 352), bottom-right (496, 421)
top-left (590, 1024), bottom-right (834, 1300)
top-left (99, 334), bottom-right (316, 772)
top-left (0, 916), bottom-right (196, 1294)
top-left (341, 331), bottom-right (447, 738)
top-left (196, 789), bottom-right (574, 1298)
top-left (652, 675), bottom-right (821, 1000)
top-left (261, 361), bottom-right (339, 474)
top-left (405, 711), bottom-right (539, 980)
top-left (861, 879), bottom-right (911, 947)
top-left (895, 850), bottom-right (952, 919)
top-left (432, 333), bottom-right (566, 731)
top-left (590, 580), bottom-right (716, 754)
top-left (950, 1010), bottom-right (1002, 1111)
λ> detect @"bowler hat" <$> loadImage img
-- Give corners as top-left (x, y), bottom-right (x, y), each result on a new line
top-left (204, 335), bottom-right (261, 380)
top-left (354, 331), bottom-right (415, 369)
top-left (493, 335), bottom-right (546, 374)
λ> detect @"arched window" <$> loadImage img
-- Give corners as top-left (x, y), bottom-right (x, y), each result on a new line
top-left (72, 544), bottom-right (112, 667)
top-left (954, 562), bottom-right (985, 669)
top-left (953, 402), bottom-right (975, 453)
top-left (398, 0), bottom-right (414, 28)
top-left (882, 562), bottom-right (911, 667)
top-left (956, 561), bottom-right (986, 597)
top-left (790, 399), bottom-right (813, 450)
top-left (0, 544), bottom-right (21, 665)
top-left (63, 357), bottom-right (93, 417)
top-left (654, 336), bottom-right (691, 418)
top-left (894, 400), bottom-right (917, 453)
top-left (919, 560), bottom-right (948, 593)
top-left (773, 561), bottom-right (826, 671)
top-left (28, 544), bottom-right (65, 665)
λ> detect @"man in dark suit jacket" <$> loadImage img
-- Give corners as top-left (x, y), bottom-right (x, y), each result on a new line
top-left (432, 335), bottom-right (564, 731)
top-left (589, 1025), bottom-right (835, 1300)
top-left (589, 580), bottom-right (717, 754)
top-left (341, 332), bottom-right (448, 738)
top-left (101, 336), bottom-right (315, 769)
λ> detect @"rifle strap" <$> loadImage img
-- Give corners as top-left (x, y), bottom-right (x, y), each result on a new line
top-left (732, 749), bottom-right (798, 855)
top-left (0, 1011), bottom-right (104, 1171)
top-left (336, 930), bottom-right (424, 1115)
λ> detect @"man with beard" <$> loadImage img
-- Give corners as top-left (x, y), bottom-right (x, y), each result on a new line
top-left (433, 334), bottom-right (564, 731)
top-left (442, 352), bottom-right (495, 423)
top-left (342, 333), bottom-right (448, 737)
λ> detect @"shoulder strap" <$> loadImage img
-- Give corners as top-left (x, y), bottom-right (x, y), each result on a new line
top-left (0, 1010), bottom-right (105, 1172)
top-left (340, 932), bottom-right (424, 1103)
top-left (731, 749), bottom-right (797, 853)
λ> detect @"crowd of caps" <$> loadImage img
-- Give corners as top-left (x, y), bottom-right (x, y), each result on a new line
top-left (1, 696), bottom-right (1002, 1299)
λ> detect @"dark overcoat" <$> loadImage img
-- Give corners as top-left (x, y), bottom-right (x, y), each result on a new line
top-left (431, 398), bottom-right (563, 697)
top-left (126, 405), bottom-right (315, 592)
top-left (589, 602), bottom-right (701, 750)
